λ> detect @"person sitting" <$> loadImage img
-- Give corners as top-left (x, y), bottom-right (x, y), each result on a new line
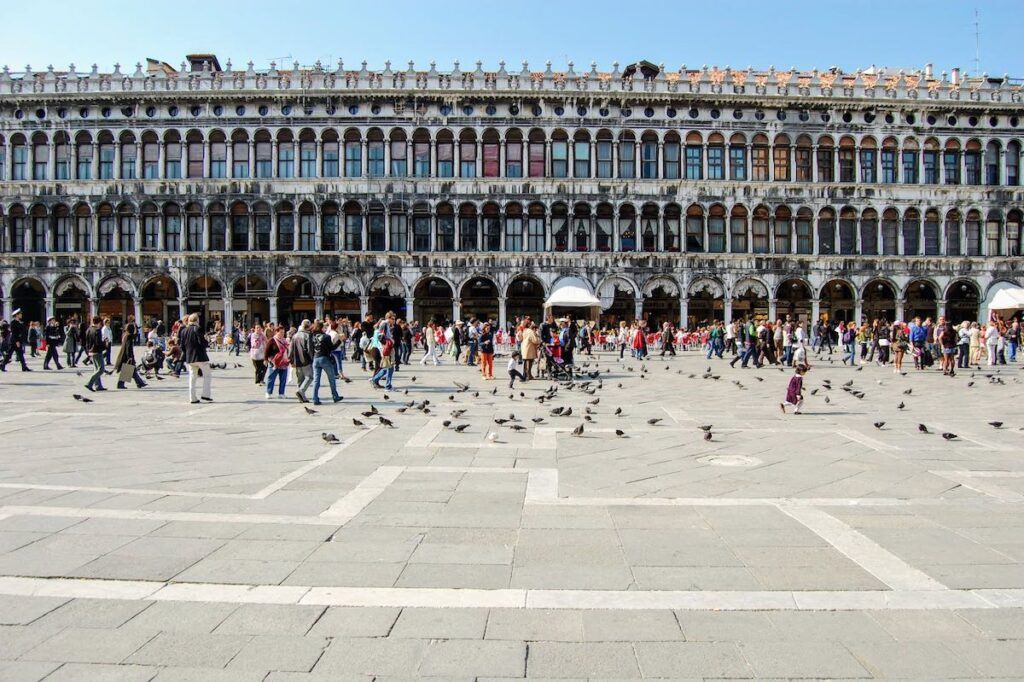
top-left (139, 341), bottom-right (165, 378)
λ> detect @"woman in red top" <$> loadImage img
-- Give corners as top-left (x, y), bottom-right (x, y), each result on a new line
top-left (264, 325), bottom-right (291, 399)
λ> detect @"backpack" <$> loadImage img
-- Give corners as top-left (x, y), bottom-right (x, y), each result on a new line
top-left (359, 335), bottom-right (371, 350)
top-left (311, 333), bottom-right (330, 356)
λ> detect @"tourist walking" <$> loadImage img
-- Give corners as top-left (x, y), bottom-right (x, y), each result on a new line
top-left (478, 322), bottom-right (495, 379)
top-left (310, 321), bottom-right (343, 404)
top-left (249, 323), bottom-right (267, 385)
top-left (83, 316), bottom-right (107, 392)
top-left (114, 323), bottom-right (148, 389)
top-left (289, 320), bottom-right (314, 403)
top-left (779, 364), bottom-right (807, 415)
top-left (42, 317), bottom-right (65, 370)
top-left (264, 325), bottom-right (291, 399)
top-left (0, 309), bottom-right (30, 372)
top-left (180, 313), bottom-right (212, 404)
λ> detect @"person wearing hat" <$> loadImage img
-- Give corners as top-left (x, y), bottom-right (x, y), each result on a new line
top-left (0, 309), bottom-right (31, 372)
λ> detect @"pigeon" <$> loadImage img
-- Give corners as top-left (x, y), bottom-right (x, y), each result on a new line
top-left (704, 431), bottom-right (713, 441)
top-left (454, 381), bottom-right (469, 391)
top-left (966, 381), bottom-right (975, 387)
top-left (563, 407), bottom-right (573, 417)
top-left (615, 429), bottom-right (626, 437)
top-left (383, 394), bottom-right (389, 401)
top-left (855, 366), bottom-right (863, 372)
top-left (454, 423), bottom-right (470, 433)
top-left (72, 393), bottom-right (92, 403)
top-left (494, 418), bottom-right (510, 425)
top-left (396, 407), bottom-right (408, 413)
top-left (903, 388), bottom-right (913, 395)
top-left (531, 417), bottom-right (545, 424)
top-left (918, 424), bottom-right (929, 433)
top-left (451, 409), bottom-right (466, 418)
top-left (75, 371), bottom-right (83, 376)
top-left (378, 416), bottom-right (395, 428)
top-left (824, 396), bottom-right (831, 404)
top-left (588, 398), bottom-right (600, 405)
top-left (509, 424), bottom-right (527, 432)
top-left (352, 418), bottom-right (364, 427)
top-left (410, 376), bottom-right (417, 382)
top-left (304, 407), bottom-right (317, 415)
top-left (361, 410), bottom-right (377, 418)
top-left (698, 424), bottom-right (713, 432)
top-left (448, 395), bottom-right (455, 401)
top-left (843, 380), bottom-right (854, 387)
top-left (873, 421), bottom-right (885, 430)
top-left (322, 432), bottom-right (340, 444)
top-left (941, 432), bottom-right (958, 440)
top-left (571, 423), bottom-right (584, 436)
top-left (550, 406), bottom-right (565, 416)
top-left (897, 402), bottom-right (905, 410)
top-left (614, 407), bottom-right (623, 416)
top-left (647, 418), bottom-right (662, 425)
top-left (988, 421), bottom-right (1003, 428)
top-left (442, 420), bottom-right (452, 428)
top-left (584, 415), bottom-right (594, 423)
top-left (585, 407), bottom-right (593, 415)
top-left (810, 389), bottom-right (819, 395)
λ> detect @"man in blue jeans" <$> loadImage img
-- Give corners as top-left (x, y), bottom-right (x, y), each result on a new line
top-left (309, 321), bottom-right (342, 405)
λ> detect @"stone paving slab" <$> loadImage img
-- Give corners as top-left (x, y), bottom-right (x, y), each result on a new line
top-left (0, 347), bottom-right (1023, 678)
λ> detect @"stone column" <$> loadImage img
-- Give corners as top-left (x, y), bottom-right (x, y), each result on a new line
top-left (314, 296), bottom-right (324, 320)
top-left (938, 299), bottom-right (948, 321)
top-left (44, 296), bottom-right (55, 321)
top-left (359, 296), bottom-right (368, 319)
top-left (499, 140), bottom-right (506, 178)
top-left (225, 141), bottom-right (234, 179)
top-left (768, 298), bottom-right (778, 322)
top-left (360, 140), bottom-right (368, 177)
top-left (895, 299), bottom-right (906, 323)
top-left (133, 298), bottom-right (144, 329)
top-left (0, 297), bottom-right (10, 319)
top-left (157, 142), bottom-right (165, 180)
top-left (498, 296), bottom-right (507, 330)
top-left (271, 141), bottom-right (279, 178)
top-left (405, 296), bottom-right (415, 321)
top-left (635, 295), bottom-right (644, 323)
top-left (315, 140), bottom-right (323, 178)
top-left (723, 297), bottom-right (733, 323)
top-left (113, 142), bottom-right (122, 180)
top-left (810, 298), bottom-right (821, 323)
top-left (223, 297), bottom-right (234, 328)
top-left (248, 140), bottom-right (255, 178)
top-left (202, 140), bottom-right (211, 178)
top-left (88, 298), bottom-right (100, 318)
top-left (177, 297), bottom-right (187, 321)
top-left (679, 297), bottom-right (689, 330)
top-left (452, 299), bottom-right (461, 323)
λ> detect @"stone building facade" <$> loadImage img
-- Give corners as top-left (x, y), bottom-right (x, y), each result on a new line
top-left (1, 55), bottom-right (1023, 329)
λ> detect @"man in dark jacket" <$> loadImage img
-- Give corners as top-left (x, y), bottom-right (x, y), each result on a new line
top-left (0, 309), bottom-right (31, 372)
top-left (288, 319), bottom-right (314, 403)
top-left (42, 317), bottom-right (65, 370)
top-left (83, 316), bottom-right (107, 391)
top-left (309, 320), bottom-right (342, 405)
top-left (179, 313), bottom-right (212, 404)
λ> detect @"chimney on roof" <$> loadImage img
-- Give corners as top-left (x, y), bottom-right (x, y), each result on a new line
top-left (924, 63), bottom-right (933, 78)
top-left (186, 54), bottom-right (221, 72)
top-left (951, 67), bottom-right (960, 85)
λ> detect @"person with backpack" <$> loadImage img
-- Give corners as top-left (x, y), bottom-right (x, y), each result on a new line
top-left (289, 320), bottom-right (314, 402)
top-left (309, 321), bottom-right (342, 405)
top-left (369, 321), bottom-right (397, 390)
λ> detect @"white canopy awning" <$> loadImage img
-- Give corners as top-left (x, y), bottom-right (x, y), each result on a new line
top-left (544, 277), bottom-right (602, 308)
top-left (987, 286), bottom-right (1024, 312)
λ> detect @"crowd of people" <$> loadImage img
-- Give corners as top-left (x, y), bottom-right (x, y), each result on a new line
top-left (1, 304), bottom-right (1019, 409)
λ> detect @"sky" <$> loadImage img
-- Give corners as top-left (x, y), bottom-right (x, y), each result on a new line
top-left (3, 0), bottom-right (1023, 77)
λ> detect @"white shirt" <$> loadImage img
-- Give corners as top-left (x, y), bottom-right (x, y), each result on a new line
top-left (101, 326), bottom-right (113, 343)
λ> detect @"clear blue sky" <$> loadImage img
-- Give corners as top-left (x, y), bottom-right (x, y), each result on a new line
top-left (4, 0), bottom-right (1023, 77)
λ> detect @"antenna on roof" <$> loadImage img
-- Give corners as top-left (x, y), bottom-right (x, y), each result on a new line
top-left (973, 6), bottom-right (981, 77)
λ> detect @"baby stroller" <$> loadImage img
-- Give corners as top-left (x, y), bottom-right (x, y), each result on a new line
top-left (542, 344), bottom-right (573, 381)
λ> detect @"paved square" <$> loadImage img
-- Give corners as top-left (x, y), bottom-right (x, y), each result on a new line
top-left (0, 347), bottom-right (1022, 678)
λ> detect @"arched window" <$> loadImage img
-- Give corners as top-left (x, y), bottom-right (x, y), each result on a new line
top-left (412, 129), bottom-right (430, 178)
top-left (881, 208), bottom-right (899, 255)
top-left (210, 130), bottom-right (227, 178)
top-left (642, 131), bottom-right (659, 179)
top-left (322, 201), bottom-right (339, 251)
top-left (232, 130), bottom-right (250, 178)
top-left (185, 203), bottom-right (203, 251)
top-left (618, 131), bottom-right (636, 179)
top-left (572, 203), bottom-right (591, 252)
top-left (595, 130), bottom-right (613, 178)
top-left (839, 207), bottom-right (857, 254)
top-left (664, 132), bottom-right (681, 180)
top-left (943, 139), bottom-right (961, 185)
top-left (860, 208), bottom-right (878, 256)
top-left (483, 203), bottom-right (501, 251)
top-left (965, 209), bottom-right (982, 256)
top-left (98, 132), bottom-right (115, 179)
top-left (8, 205), bottom-right (26, 252)
top-left (322, 129), bottom-right (340, 177)
top-left (708, 204), bottom-right (726, 252)
top-left (29, 134), bottom-right (48, 180)
top-left (368, 201), bottom-right (386, 251)
top-left (458, 129), bottom-right (477, 178)
top-left (97, 204), bottom-right (114, 252)
top-left (298, 202), bottom-right (316, 250)
top-left (277, 130), bottom-right (295, 178)
top-left (342, 201), bottom-right (360, 251)
top-left (987, 209), bottom-right (1003, 256)
top-left (275, 202), bottom-right (293, 251)
top-left (141, 132), bottom-right (159, 179)
top-left (902, 209), bottom-right (920, 256)
top-left (436, 130), bottom-right (454, 177)
top-left (253, 202), bottom-right (271, 251)
top-left (1007, 141), bottom-right (1020, 186)
top-left (773, 134), bottom-right (791, 181)
top-left (412, 203), bottom-right (430, 251)
top-left (164, 130), bottom-right (182, 178)
top-left (641, 204), bottom-right (658, 252)
top-left (551, 131), bottom-right (569, 178)
top-left (685, 132), bottom-right (703, 180)
top-left (118, 204), bottom-right (136, 251)
top-left (923, 138), bottom-right (940, 184)
top-left (76, 132), bottom-right (93, 179)
top-left (618, 204), bottom-right (636, 252)
top-left (54, 132), bottom-right (70, 180)
top-left (436, 203), bottom-right (455, 251)
top-left (859, 137), bottom-right (877, 183)
top-left (985, 140), bottom-right (1001, 185)
top-left (817, 136), bottom-right (835, 183)
top-left (817, 207), bottom-right (835, 255)
top-left (141, 203), bottom-right (160, 251)
top-left (773, 206), bottom-right (792, 253)
top-left (29, 205), bottom-right (46, 252)
top-left (74, 204), bottom-right (92, 252)
top-left (1008, 209), bottom-right (1022, 256)
top-left (796, 208), bottom-right (813, 254)
top-left (186, 130), bottom-right (204, 178)
top-left (729, 133), bottom-right (747, 181)
top-left (573, 131), bottom-right (591, 178)
top-left (595, 203), bottom-right (613, 251)
top-left (53, 205), bottom-right (71, 252)
top-left (459, 203), bottom-right (478, 251)
top-left (730, 205), bottom-right (748, 253)
top-left (482, 129), bottom-right (499, 177)
top-left (389, 129), bottom-right (407, 177)
top-left (209, 202), bottom-right (228, 251)
top-left (506, 129), bottom-right (523, 178)
top-left (344, 129), bottom-right (362, 177)
top-left (881, 137), bottom-right (898, 183)
top-left (230, 202), bottom-right (249, 251)
top-left (686, 204), bottom-right (705, 252)
top-left (504, 202), bottom-right (523, 252)
top-left (119, 132), bottom-right (137, 180)
top-left (165, 203), bottom-right (182, 251)
top-left (751, 206), bottom-right (769, 253)
top-left (527, 203), bottom-right (546, 251)
top-left (964, 140), bottom-right (982, 185)
top-left (552, 203), bottom-right (569, 251)
top-left (795, 136), bottom-right (812, 182)
top-left (664, 204), bottom-right (682, 252)
top-left (944, 209), bottom-right (962, 256)
top-left (902, 137), bottom-right (919, 183)
top-left (838, 137), bottom-right (856, 182)
top-left (707, 133), bottom-right (725, 180)
top-left (923, 208), bottom-right (941, 255)
top-left (367, 128), bottom-right (385, 177)
top-left (751, 134), bottom-right (770, 181)
top-left (528, 129), bottom-right (545, 178)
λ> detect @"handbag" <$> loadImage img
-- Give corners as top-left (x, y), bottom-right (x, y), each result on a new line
top-left (118, 362), bottom-right (136, 382)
